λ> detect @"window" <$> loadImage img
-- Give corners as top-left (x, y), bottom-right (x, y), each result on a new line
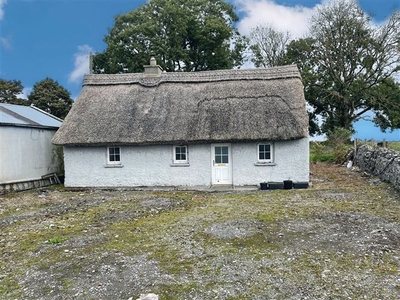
top-left (215, 146), bottom-right (229, 163)
top-left (173, 145), bottom-right (188, 164)
top-left (258, 143), bottom-right (273, 162)
top-left (107, 147), bottom-right (121, 165)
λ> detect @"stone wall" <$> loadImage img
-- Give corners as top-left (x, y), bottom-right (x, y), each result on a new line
top-left (355, 144), bottom-right (400, 191)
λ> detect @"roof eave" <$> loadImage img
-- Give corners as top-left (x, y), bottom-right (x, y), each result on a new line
top-left (1, 123), bottom-right (61, 130)
top-left (53, 136), bottom-right (308, 147)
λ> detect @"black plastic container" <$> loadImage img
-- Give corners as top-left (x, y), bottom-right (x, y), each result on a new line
top-left (293, 182), bottom-right (309, 189)
top-left (260, 182), bottom-right (268, 190)
top-left (268, 182), bottom-right (284, 190)
top-left (283, 180), bottom-right (293, 189)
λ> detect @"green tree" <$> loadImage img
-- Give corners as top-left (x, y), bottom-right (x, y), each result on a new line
top-left (283, 38), bottom-right (322, 136)
top-left (248, 24), bottom-right (291, 68)
top-left (0, 79), bottom-right (29, 105)
top-left (92, 0), bottom-right (248, 73)
top-left (28, 78), bottom-right (73, 119)
top-left (369, 78), bottom-right (400, 131)
top-left (285, 0), bottom-right (400, 134)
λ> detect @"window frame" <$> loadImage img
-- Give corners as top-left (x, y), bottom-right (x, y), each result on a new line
top-left (173, 145), bottom-right (188, 164)
top-left (257, 143), bottom-right (273, 163)
top-left (107, 146), bottom-right (122, 165)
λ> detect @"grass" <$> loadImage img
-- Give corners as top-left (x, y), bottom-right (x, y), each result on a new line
top-left (309, 141), bottom-right (351, 163)
top-left (0, 164), bottom-right (399, 299)
top-left (48, 237), bottom-right (67, 244)
top-left (359, 140), bottom-right (400, 151)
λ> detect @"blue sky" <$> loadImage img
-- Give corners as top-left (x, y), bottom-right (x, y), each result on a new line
top-left (0, 0), bottom-right (399, 140)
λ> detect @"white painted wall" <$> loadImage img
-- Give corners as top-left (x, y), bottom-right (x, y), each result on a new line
top-left (64, 144), bottom-right (211, 187)
top-left (232, 138), bottom-right (309, 185)
top-left (0, 127), bottom-right (61, 183)
top-left (63, 138), bottom-right (309, 187)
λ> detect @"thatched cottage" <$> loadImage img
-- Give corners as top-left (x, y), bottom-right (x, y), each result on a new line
top-left (52, 59), bottom-right (309, 188)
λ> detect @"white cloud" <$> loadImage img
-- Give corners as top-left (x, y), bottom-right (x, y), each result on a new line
top-left (0, 0), bottom-right (7, 50)
top-left (69, 44), bottom-right (94, 84)
top-left (0, 36), bottom-right (10, 50)
top-left (0, 0), bottom-right (6, 21)
top-left (234, 0), bottom-right (321, 39)
top-left (18, 87), bottom-right (32, 100)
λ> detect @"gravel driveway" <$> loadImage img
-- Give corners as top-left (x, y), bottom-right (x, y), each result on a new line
top-left (0, 163), bottom-right (399, 299)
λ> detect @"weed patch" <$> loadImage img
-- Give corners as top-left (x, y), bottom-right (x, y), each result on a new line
top-left (48, 237), bottom-right (67, 244)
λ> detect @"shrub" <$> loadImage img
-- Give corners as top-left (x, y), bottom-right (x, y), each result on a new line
top-left (310, 142), bottom-right (334, 162)
top-left (310, 128), bottom-right (353, 163)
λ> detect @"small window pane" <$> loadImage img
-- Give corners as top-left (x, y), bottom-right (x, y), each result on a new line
top-left (222, 155), bottom-right (228, 163)
top-left (215, 147), bottom-right (221, 155)
top-left (215, 156), bottom-right (222, 164)
top-left (108, 147), bottom-right (121, 164)
top-left (258, 144), bottom-right (272, 162)
top-left (174, 145), bottom-right (187, 162)
top-left (222, 147), bottom-right (228, 155)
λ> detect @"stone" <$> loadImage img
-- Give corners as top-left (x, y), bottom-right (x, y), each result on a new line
top-left (355, 145), bottom-right (400, 190)
top-left (136, 293), bottom-right (159, 300)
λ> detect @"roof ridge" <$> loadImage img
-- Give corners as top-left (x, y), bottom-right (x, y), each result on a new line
top-left (83, 65), bottom-right (300, 87)
top-left (30, 104), bottom-right (64, 122)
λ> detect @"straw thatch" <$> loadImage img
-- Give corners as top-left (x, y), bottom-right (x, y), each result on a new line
top-left (52, 65), bottom-right (308, 146)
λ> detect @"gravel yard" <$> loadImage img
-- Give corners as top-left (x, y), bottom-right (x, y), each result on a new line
top-left (0, 163), bottom-right (399, 299)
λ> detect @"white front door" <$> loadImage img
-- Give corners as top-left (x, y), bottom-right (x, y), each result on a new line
top-left (211, 144), bottom-right (232, 185)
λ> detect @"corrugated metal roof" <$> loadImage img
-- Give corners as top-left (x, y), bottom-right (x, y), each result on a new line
top-left (0, 103), bottom-right (62, 128)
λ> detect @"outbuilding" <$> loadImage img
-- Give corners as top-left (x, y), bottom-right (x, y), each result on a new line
top-left (0, 103), bottom-right (63, 191)
top-left (52, 59), bottom-right (309, 188)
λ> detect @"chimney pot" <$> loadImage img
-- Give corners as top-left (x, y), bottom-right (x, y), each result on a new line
top-left (143, 55), bottom-right (163, 77)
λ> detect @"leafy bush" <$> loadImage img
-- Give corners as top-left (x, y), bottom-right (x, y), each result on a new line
top-left (310, 128), bottom-right (353, 163)
top-left (326, 127), bottom-right (352, 148)
top-left (310, 142), bottom-right (334, 162)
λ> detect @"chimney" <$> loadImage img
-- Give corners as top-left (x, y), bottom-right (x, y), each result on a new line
top-left (143, 56), bottom-right (163, 77)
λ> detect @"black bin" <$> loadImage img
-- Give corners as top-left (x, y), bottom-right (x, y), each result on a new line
top-left (268, 182), bottom-right (284, 190)
top-left (293, 182), bottom-right (309, 189)
top-left (283, 180), bottom-right (293, 189)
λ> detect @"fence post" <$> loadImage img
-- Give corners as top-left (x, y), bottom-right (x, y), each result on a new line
top-left (353, 139), bottom-right (358, 166)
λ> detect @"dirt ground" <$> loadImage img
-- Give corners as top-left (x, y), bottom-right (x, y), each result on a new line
top-left (0, 163), bottom-right (399, 299)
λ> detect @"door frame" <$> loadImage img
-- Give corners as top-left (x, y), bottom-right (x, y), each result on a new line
top-left (211, 143), bottom-right (232, 185)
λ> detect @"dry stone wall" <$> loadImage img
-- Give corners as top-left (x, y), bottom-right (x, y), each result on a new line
top-left (355, 145), bottom-right (400, 191)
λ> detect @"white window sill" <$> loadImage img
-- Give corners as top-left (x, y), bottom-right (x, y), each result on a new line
top-left (104, 164), bottom-right (124, 168)
top-left (170, 163), bottom-right (190, 167)
top-left (254, 162), bottom-right (276, 166)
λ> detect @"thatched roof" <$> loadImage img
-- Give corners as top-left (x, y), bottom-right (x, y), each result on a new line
top-left (52, 65), bottom-right (308, 146)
